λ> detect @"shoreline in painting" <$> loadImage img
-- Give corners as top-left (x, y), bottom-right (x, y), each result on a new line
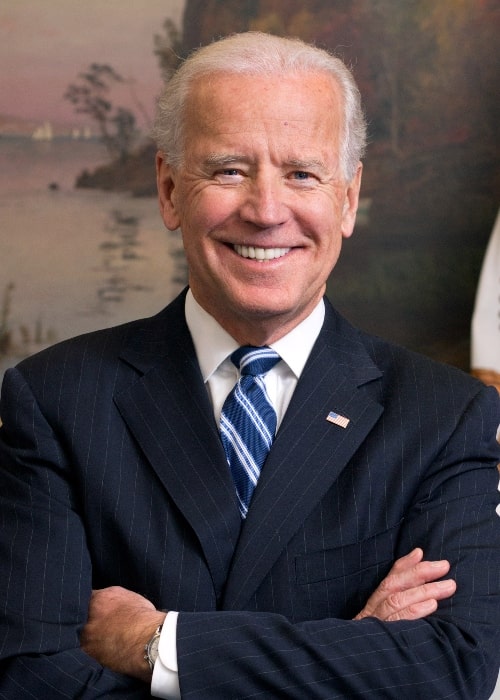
top-left (0, 137), bottom-right (186, 380)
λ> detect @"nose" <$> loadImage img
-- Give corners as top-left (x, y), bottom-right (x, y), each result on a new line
top-left (239, 174), bottom-right (289, 228)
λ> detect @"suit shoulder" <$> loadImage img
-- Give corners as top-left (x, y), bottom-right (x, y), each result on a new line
top-left (10, 302), bottom-right (178, 390)
top-left (324, 302), bottom-right (477, 394)
top-left (358, 328), bottom-right (493, 404)
top-left (15, 316), bottom-right (144, 373)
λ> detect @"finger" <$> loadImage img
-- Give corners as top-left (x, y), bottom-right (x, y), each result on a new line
top-left (390, 548), bottom-right (424, 574)
top-left (354, 550), bottom-right (454, 621)
top-left (355, 562), bottom-right (454, 621)
top-left (386, 597), bottom-right (438, 621)
top-left (378, 558), bottom-right (451, 595)
top-left (382, 549), bottom-right (447, 589)
top-left (383, 579), bottom-right (456, 621)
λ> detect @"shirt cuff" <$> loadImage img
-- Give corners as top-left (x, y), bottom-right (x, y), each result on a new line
top-left (151, 611), bottom-right (180, 699)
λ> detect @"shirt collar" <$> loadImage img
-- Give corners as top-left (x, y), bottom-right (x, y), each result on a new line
top-left (185, 289), bottom-right (325, 382)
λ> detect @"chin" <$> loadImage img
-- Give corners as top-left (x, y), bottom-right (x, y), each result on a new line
top-left (232, 289), bottom-right (291, 313)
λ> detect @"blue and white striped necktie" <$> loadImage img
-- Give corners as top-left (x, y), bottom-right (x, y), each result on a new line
top-left (220, 345), bottom-right (280, 518)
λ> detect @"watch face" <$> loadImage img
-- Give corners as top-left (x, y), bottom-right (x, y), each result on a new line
top-left (149, 636), bottom-right (160, 661)
top-left (145, 626), bottom-right (162, 670)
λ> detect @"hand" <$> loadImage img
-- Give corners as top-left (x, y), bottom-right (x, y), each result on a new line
top-left (80, 586), bottom-right (167, 683)
top-left (354, 548), bottom-right (456, 621)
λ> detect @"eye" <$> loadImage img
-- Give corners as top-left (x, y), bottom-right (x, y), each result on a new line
top-left (214, 168), bottom-right (244, 183)
top-left (289, 170), bottom-right (320, 186)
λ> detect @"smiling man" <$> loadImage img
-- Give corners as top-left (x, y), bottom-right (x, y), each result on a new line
top-left (1, 32), bottom-right (499, 699)
top-left (156, 69), bottom-right (361, 346)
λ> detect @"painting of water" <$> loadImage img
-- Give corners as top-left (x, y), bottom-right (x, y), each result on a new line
top-left (0, 137), bottom-right (185, 379)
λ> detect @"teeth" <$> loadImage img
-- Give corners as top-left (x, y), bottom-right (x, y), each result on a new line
top-left (234, 244), bottom-right (291, 261)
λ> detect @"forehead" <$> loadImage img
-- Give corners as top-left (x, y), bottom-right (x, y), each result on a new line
top-left (183, 71), bottom-right (343, 145)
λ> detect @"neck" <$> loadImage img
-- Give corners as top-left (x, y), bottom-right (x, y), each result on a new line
top-left (192, 293), bottom-right (324, 347)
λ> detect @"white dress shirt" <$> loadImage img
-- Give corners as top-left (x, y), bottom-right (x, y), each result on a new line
top-left (151, 290), bottom-right (325, 698)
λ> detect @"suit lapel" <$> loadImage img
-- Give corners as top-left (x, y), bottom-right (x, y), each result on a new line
top-left (223, 303), bottom-right (383, 610)
top-left (113, 293), bottom-right (241, 601)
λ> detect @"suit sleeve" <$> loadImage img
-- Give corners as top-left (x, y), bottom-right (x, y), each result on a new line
top-left (175, 385), bottom-right (500, 699)
top-left (0, 367), bottom-right (150, 699)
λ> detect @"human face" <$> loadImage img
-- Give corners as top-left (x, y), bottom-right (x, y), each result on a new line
top-left (157, 71), bottom-right (362, 344)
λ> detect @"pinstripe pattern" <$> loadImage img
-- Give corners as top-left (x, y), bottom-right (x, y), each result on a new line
top-left (0, 291), bottom-right (499, 698)
top-left (220, 346), bottom-right (280, 517)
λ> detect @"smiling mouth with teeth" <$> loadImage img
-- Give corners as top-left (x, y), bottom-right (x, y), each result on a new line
top-left (233, 244), bottom-right (291, 261)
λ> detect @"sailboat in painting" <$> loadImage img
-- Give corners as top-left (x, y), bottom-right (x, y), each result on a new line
top-left (32, 121), bottom-right (53, 141)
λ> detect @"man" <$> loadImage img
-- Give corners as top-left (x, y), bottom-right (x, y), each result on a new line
top-left (1, 32), bottom-right (499, 699)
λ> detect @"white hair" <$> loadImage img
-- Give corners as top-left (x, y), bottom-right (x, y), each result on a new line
top-left (151, 31), bottom-right (367, 182)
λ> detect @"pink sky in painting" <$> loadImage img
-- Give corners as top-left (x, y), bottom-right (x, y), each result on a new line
top-left (0, 0), bottom-right (185, 130)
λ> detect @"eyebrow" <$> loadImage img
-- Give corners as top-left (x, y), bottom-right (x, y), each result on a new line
top-left (287, 158), bottom-right (329, 174)
top-left (203, 154), bottom-right (329, 172)
top-left (203, 153), bottom-right (249, 167)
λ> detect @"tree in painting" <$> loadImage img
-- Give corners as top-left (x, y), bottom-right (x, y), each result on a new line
top-left (65, 64), bottom-right (139, 162)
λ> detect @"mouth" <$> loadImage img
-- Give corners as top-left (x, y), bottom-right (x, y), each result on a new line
top-left (233, 244), bottom-right (291, 262)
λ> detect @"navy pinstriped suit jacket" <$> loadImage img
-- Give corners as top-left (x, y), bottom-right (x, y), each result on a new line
top-left (0, 290), bottom-right (499, 698)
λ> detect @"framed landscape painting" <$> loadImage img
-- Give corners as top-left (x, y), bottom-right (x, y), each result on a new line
top-left (1, 0), bottom-right (498, 381)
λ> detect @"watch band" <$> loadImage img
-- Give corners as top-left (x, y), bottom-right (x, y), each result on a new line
top-left (144, 624), bottom-right (163, 671)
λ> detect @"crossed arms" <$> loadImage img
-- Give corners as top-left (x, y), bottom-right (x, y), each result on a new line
top-left (81, 547), bottom-right (456, 685)
top-left (1, 358), bottom-right (499, 698)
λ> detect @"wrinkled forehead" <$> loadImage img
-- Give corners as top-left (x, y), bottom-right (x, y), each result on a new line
top-left (176, 71), bottom-right (345, 176)
top-left (183, 70), bottom-right (344, 134)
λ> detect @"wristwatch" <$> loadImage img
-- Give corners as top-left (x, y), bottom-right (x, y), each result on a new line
top-left (144, 624), bottom-right (163, 671)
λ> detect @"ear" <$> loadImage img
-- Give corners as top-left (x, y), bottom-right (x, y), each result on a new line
top-left (340, 162), bottom-right (363, 239)
top-left (156, 151), bottom-right (181, 231)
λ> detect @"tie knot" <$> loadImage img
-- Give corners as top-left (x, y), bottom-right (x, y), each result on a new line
top-left (231, 346), bottom-right (280, 377)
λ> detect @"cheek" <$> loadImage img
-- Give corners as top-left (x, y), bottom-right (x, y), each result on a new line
top-left (299, 193), bottom-right (344, 233)
top-left (186, 190), bottom-right (236, 233)
top-left (310, 223), bottom-right (344, 275)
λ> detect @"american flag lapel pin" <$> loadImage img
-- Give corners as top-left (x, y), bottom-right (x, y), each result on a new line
top-left (326, 411), bottom-right (350, 429)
